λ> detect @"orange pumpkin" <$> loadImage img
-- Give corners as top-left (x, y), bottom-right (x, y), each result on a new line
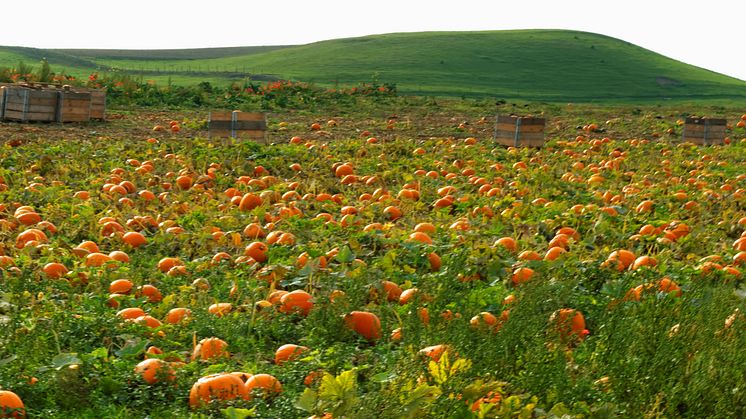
top-left (549, 308), bottom-right (588, 342)
top-left (134, 359), bottom-right (175, 384)
top-left (418, 344), bottom-right (448, 362)
top-left (279, 290), bottom-right (313, 316)
top-left (165, 307), bottom-right (192, 324)
top-left (274, 344), bottom-right (309, 365)
top-left (192, 337), bottom-right (229, 361)
top-left (344, 311), bottom-right (381, 341)
top-left (189, 373), bottom-right (248, 408)
top-left (0, 390), bottom-right (25, 418)
top-left (245, 374), bottom-right (282, 399)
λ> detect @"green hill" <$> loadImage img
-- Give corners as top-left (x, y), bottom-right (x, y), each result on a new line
top-left (2, 30), bottom-right (746, 102)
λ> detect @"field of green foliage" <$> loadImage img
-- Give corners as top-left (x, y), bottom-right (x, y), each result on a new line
top-left (1, 92), bottom-right (746, 418)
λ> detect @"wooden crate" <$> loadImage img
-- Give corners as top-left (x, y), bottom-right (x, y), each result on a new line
top-left (0, 83), bottom-right (105, 123)
top-left (57, 89), bottom-right (92, 122)
top-left (88, 89), bottom-right (106, 120)
top-left (494, 115), bottom-right (546, 147)
top-left (1, 85), bottom-right (58, 122)
top-left (682, 117), bottom-right (727, 145)
top-left (208, 111), bottom-right (267, 142)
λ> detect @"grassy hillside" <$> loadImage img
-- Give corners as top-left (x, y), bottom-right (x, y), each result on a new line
top-left (57, 45), bottom-right (289, 61)
top-left (2, 30), bottom-right (746, 102)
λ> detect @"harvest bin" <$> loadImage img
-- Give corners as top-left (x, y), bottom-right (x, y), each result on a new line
top-left (1, 85), bottom-right (59, 122)
top-left (681, 117), bottom-right (727, 145)
top-left (208, 111), bottom-right (267, 143)
top-left (494, 115), bottom-right (546, 147)
top-left (57, 89), bottom-right (91, 122)
top-left (0, 83), bottom-right (106, 123)
top-left (74, 87), bottom-right (106, 120)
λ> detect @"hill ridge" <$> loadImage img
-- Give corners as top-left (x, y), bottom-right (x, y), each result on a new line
top-left (2, 29), bottom-right (745, 102)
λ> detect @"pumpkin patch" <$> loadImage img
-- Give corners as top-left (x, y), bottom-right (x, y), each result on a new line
top-left (0, 98), bottom-right (745, 417)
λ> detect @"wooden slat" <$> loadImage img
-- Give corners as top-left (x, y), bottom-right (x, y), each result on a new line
top-left (209, 111), bottom-right (234, 120)
top-left (59, 116), bottom-right (89, 122)
top-left (210, 129), bottom-right (266, 139)
top-left (209, 120), bottom-right (266, 130)
top-left (495, 131), bottom-right (518, 139)
top-left (61, 100), bottom-right (90, 107)
top-left (0, 87), bottom-right (5, 119)
top-left (59, 109), bottom-right (90, 115)
top-left (5, 104), bottom-right (56, 113)
top-left (495, 131), bottom-right (545, 140)
top-left (496, 123), bottom-right (518, 132)
top-left (517, 133), bottom-right (545, 141)
top-left (60, 92), bottom-right (90, 100)
top-left (3, 110), bottom-right (56, 121)
top-left (233, 112), bottom-right (265, 121)
top-left (682, 128), bottom-right (727, 134)
top-left (495, 123), bottom-right (544, 133)
top-left (496, 115), bottom-right (546, 125)
top-left (8, 92), bottom-right (57, 103)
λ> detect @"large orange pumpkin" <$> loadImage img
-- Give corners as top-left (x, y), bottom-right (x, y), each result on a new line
top-left (275, 344), bottom-right (309, 365)
top-left (192, 337), bottom-right (229, 361)
top-left (134, 359), bottom-right (175, 384)
top-left (549, 308), bottom-right (588, 342)
top-left (344, 311), bottom-right (381, 341)
top-left (244, 374), bottom-right (282, 400)
top-left (279, 290), bottom-right (313, 316)
top-left (0, 390), bottom-right (25, 418)
top-left (189, 373), bottom-right (248, 408)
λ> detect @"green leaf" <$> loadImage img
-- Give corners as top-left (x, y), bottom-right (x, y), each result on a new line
top-left (297, 263), bottom-right (314, 277)
top-left (450, 358), bottom-right (472, 375)
top-left (428, 352), bottom-right (471, 385)
top-left (52, 353), bottom-right (82, 370)
top-left (220, 407), bottom-right (256, 419)
top-left (115, 339), bottom-right (150, 359)
top-left (400, 383), bottom-right (440, 417)
top-left (0, 355), bottom-right (17, 366)
top-left (294, 388), bottom-right (318, 413)
top-left (336, 245), bottom-right (356, 263)
top-left (88, 347), bottom-right (109, 361)
top-left (371, 371), bottom-right (397, 383)
top-left (548, 402), bottom-right (571, 417)
top-left (317, 369), bottom-right (358, 417)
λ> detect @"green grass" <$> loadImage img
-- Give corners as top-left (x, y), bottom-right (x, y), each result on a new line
top-left (56, 45), bottom-right (290, 60)
top-left (2, 30), bottom-right (746, 102)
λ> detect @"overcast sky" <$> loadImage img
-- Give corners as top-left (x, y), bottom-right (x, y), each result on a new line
top-left (3, 0), bottom-right (744, 81)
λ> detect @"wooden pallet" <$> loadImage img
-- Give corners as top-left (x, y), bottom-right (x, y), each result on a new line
top-left (494, 115), bottom-right (546, 147)
top-left (682, 117), bottom-right (727, 145)
top-left (208, 111), bottom-right (267, 142)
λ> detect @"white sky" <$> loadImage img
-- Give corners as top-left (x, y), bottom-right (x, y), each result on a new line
top-left (2, 0), bottom-right (744, 81)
